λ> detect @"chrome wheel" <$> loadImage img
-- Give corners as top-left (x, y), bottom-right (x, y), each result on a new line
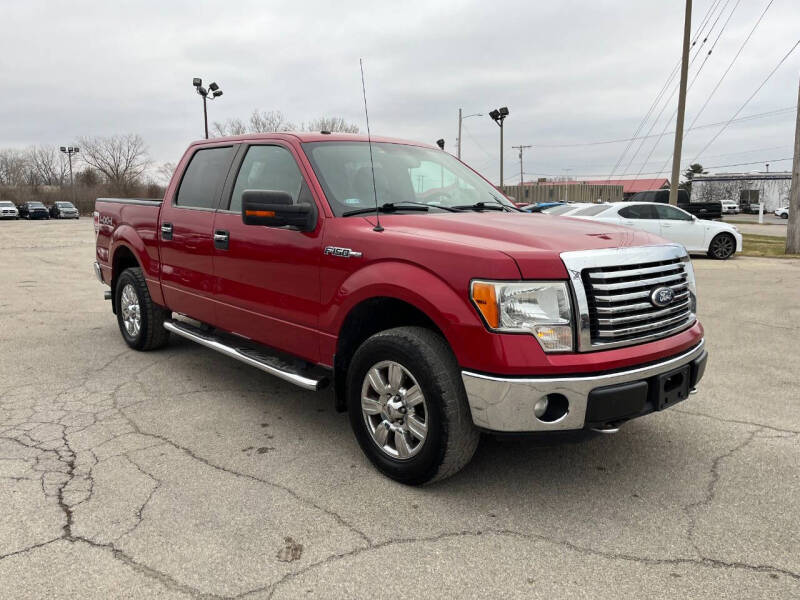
top-left (120, 283), bottom-right (141, 338)
top-left (361, 360), bottom-right (429, 460)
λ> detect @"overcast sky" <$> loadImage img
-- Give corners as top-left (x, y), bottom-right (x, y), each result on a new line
top-left (2, 0), bottom-right (798, 184)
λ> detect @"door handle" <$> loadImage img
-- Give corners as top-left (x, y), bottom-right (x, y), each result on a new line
top-left (161, 222), bottom-right (173, 240)
top-left (214, 229), bottom-right (229, 250)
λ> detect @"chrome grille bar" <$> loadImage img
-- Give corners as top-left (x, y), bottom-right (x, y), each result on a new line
top-left (560, 245), bottom-right (696, 351)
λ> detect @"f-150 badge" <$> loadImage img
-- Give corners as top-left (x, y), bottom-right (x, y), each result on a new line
top-left (324, 246), bottom-right (362, 258)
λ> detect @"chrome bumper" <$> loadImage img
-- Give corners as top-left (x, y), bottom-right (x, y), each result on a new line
top-left (93, 261), bottom-right (104, 284)
top-left (461, 339), bottom-right (706, 432)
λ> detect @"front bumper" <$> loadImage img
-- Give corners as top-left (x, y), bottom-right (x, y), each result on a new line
top-left (462, 339), bottom-right (707, 432)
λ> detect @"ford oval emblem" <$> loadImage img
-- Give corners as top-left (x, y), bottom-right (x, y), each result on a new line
top-left (650, 286), bottom-right (675, 308)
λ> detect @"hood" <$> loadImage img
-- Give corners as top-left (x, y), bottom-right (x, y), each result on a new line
top-left (371, 212), bottom-right (667, 278)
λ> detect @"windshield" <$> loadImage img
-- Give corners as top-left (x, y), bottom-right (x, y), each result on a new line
top-left (572, 204), bottom-right (613, 217)
top-left (543, 204), bottom-right (578, 215)
top-left (29, 202), bottom-right (45, 208)
top-left (302, 141), bottom-right (515, 216)
top-left (0, 201), bottom-right (14, 207)
top-left (57, 202), bottom-right (74, 208)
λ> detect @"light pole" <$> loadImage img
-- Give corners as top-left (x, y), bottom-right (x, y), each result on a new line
top-left (193, 77), bottom-right (223, 139)
top-left (59, 146), bottom-right (79, 204)
top-left (457, 109), bottom-right (482, 160)
top-left (489, 107), bottom-right (509, 187)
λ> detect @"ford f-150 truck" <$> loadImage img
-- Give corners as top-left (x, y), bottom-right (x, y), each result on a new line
top-left (93, 132), bottom-right (707, 484)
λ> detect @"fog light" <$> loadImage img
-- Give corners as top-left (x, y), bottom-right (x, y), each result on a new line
top-left (534, 397), bottom-right (548, 418)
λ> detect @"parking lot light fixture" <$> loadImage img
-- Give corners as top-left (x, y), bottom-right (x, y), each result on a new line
top-left (193, 77), bottom-right (224, 139)
top-left (59, 145), bottom-right (79, 204)
top-left (489, 106), bottom-right (510, 187)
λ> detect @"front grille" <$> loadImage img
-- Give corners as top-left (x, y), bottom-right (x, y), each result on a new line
top-left (582, 257), bottom-right (693, 346)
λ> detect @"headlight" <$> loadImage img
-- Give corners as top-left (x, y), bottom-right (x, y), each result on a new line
top-left (680, 255), bottom-right (698, 314)
top-left (471, 280), bottom-right (573, 352)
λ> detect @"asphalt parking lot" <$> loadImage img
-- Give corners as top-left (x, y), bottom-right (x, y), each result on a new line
top-left (1, 219), bottom-right (798, 599)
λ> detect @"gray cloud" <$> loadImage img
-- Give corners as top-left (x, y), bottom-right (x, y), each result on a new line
top-left (1, 0), bottom-right (798, 183)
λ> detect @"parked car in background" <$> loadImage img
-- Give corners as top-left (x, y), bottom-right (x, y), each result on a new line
top-left (18, 201), bottom-right (50, 220)
top-left (541, 203), bottom-right (581, 216)
top-left (0, 200), bottom-right (19, 219)
top-left (568, 201), bottom-right (742, 259)
top-left (627, 189), bottom-right (722, 220)
top-left (50, 201), bottom-right (80, 219)
top-left (774, 206), bottom-right (789, 219)
top-left (522, 201), bottom-right (565, 213)
top-left (720, 200), bottom-right (740, 215)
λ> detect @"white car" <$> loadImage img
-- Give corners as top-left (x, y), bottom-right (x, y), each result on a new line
top-left (774, 206), bottom-right (789, 219)
top-left (567, 201), bottom-right (743, 260)
top-left (0, 200), bottom-right (19, 219)
top-left (720, 200), bottom-right (740, 215)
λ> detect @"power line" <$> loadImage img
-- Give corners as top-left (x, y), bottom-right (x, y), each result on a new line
top-left (606, 0), bottom-right (725, 181)
top-left (685, 0), bottom-right (775, 134)
top-left (526, 106), bottom-right (795, 148)
top-left (522, 156), bottom-right (793, 179)
top-left (689, 37), bottom-right (800, 164)
top-left (627, 0), bottom-right (741, 181)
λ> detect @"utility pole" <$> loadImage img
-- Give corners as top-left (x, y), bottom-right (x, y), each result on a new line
top-left (512, 145), bottom-right (531, 203)
top-left (786, 77), bottom-right (800, 254)
top-left (669, 0), bottom-right (692, 206)
top-left (458, 108), bottom-right (462, 160)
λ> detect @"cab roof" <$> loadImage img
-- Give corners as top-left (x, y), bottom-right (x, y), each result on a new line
top-left (189, 132), bottom-right (436, 148)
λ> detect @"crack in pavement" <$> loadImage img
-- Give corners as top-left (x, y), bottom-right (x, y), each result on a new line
top-left (243, 527), bottom-right (800, 599)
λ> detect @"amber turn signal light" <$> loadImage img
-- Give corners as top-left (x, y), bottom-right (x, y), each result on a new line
top-left (245, 210), bottom-right (276, 217)
top-left (471, 282), bottom-right (499, 329)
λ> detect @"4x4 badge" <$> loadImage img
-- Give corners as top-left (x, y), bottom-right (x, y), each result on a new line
top-left (324, 246), bottom-right (362, 258)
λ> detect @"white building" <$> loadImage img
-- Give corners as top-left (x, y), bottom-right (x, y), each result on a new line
top-left (691, 172), bottom-right (791, 212)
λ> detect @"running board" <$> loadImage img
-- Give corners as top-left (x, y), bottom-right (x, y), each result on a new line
top-left (163, 320), bottom-right (329, 392)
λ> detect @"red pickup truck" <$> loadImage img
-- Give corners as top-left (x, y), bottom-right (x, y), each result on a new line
top-left (94, 132), bottom-right (707, 484)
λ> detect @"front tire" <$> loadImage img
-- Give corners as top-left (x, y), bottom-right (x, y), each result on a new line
top-left (781, 213), bottom-right (788, 219)
top-left (347, 326), bottom-right (479, 485)
top-left (707, 233), bottom-right (735, 260)
top-left (115, 267), bottom-right (170, 350)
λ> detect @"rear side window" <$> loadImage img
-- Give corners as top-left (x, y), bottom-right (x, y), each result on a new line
top-left (228, 145), bottom-right (305, 213)
top-left (175, 146), bottom-right (235, 209)
top-left (619, 204), bottom-right (658, 219)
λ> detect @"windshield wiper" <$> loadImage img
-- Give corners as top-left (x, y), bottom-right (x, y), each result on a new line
top-left (343, 202), bottom-right (430, 217)
top-left (342, 201), bottom-right (461, 216)
top-left (451, 201), bottom-right (508, 212)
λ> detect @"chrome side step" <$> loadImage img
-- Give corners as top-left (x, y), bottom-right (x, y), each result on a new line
top-left (163, 320), bottom-right (329, 392)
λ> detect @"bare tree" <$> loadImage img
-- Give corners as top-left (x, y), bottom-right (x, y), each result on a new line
top-left (0, 149), bottom-right (29, 186)
top-left (303, 116), bottom-right (359, 133)
top-left (154, 162), bottom-right (177, 185)
top-left (248, 110), bottom-right (295, 133)
top-left (77, 134), bottom-right (150, 193)
top-left (212, 118), bottom-right (248, 137)
top-left (29, 146), bottom-right (67, 186)
top-left (213, 110), bottom-right (296, 136)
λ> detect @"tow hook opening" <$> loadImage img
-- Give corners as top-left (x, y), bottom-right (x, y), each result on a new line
top-left (534, 393), bottom-right (569, 423)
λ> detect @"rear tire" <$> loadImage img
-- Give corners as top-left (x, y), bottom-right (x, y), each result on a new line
top-left (347, 326), bottom-right (479, 485)
top-left (707, 233), bottom-right (735, 260)
top-left (115, 267), bottom-right (170, 351)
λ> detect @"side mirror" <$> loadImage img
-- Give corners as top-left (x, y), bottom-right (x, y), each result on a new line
top-left (242, 190), bottom-right (315, 231)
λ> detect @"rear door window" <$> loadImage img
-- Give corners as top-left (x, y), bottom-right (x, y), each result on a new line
top-left (175, 146), bottom-right (235, 209)
top-left (619, 204), bottom-right (658, 219)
